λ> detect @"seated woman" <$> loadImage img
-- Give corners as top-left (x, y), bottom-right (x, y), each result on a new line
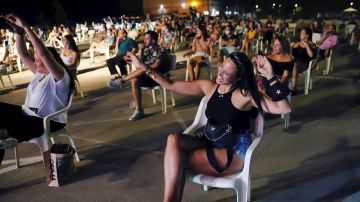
top-left (290, 27), bottom-right (316, 94)
top-left (127, 51), bottom-right (291, 202)
top-left (159, 24), bottom-right (176, 51)
top-left (0, 40), bottom-right (12, 73)
top-left (257, 36), bottom-right (294, 94)
top-left (183, 25), bottom-right (214, 81)
top-left (240, 20), bottom-right (257, 55)
top-left (60, 35), bottom-right (80, 78)
top-left (0, 14), bottom-right (75, 181)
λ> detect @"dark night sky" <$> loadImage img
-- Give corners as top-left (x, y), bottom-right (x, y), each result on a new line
top-left (0, 0), bottom-right (143, 25)
top-left (0, 0), bottom-right (357, 25)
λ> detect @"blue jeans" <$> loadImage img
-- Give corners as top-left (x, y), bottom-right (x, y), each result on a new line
top-left (232, 131), bottom-right (252, 161)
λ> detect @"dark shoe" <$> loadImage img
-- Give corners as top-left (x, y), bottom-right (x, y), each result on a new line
top-left (129, 109), bottom-right (145, 121)
top-left (0, 137), bottom-right (18, 149)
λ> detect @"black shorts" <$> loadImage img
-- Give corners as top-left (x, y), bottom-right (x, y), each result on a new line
top-left (140, 74), bottom-right (159, 88)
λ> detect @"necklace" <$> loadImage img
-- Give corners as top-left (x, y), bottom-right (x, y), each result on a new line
top-left (218, 85), bottom-right (235, 98)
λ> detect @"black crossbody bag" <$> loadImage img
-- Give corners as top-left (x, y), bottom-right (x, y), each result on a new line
top-left (198, 118), bottom-right (234, 173)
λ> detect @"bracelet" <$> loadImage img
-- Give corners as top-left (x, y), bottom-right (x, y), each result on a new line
top-left (145, 66), bottom-right (153, 75)
top-left (267, 75), bottom-right (278, 84)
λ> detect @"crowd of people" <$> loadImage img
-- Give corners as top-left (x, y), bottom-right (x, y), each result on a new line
top-left (0, 10), bottom-right (359, 201)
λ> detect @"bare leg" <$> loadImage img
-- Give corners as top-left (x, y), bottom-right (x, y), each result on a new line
top-left (43, 151), bottom-right (52, 183)
top-left (131, 77), bottom-right (142, 110)
top-left (163, 133), bottom-right (201, 202)
top-left (194, 60), bottom-right (201, 80)
top-left (292, 63), bottom-right (298, 92)
top-left (187, 59), bottom-right (195, 81)
top-left (217, 49), bottom-right (223, 65)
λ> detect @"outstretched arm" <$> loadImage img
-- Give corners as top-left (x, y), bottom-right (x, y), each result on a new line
top-left (126, 52), bottom-right (214, 96)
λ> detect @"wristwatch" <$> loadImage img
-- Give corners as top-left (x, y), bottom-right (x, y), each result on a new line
top-left (145, 66), bottom-right (155, 79)
top-left (145, 66), bottom-right (153, 75)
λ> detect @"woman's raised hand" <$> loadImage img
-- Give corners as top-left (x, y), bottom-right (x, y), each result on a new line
top-left (126, 52), bottom-right (147, 72)
top-left (3, 14), bottom-right (28, 29)
top-left (253, 55), bottom-right (274, 80)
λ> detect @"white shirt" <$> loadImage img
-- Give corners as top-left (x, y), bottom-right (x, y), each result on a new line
top-left (22, 71), bottom-right (71, 123)
top-left (60, 51), bottom-right (74, 66)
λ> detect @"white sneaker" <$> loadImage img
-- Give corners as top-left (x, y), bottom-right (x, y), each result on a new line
top-left (129, 109), bottom-right (145, 121)
top-left (0, 137), bottom-right (18, 149)
top-left (107, 77), bottom-right (123, 89)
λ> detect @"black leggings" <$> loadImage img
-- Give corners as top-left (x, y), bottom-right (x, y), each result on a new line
top-left (0, 102), bottom-right (65, 164)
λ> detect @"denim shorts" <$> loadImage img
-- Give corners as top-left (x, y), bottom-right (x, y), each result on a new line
top-left (231, 131), bottom-right (252, 161)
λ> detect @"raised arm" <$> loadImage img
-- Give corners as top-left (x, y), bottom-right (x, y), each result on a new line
top-left (126, 52), bottom-right (214, 96)
top-left (252, 55), bottom-right (291, 115)
top-left (4, 14), bottom-right (65, 80)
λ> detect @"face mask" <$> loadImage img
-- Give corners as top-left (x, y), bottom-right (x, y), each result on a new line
top-left (224, 30), bottom-right (230, 35)
top-left (64, 44), bottom-right (69, 49)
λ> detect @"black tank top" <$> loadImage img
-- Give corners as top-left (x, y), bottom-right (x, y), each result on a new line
top-left (205, 85), bottom-right (250, 131)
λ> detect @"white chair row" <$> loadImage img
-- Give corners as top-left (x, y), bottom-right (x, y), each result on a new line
top-left (184, 96), bottom-right (264, 202)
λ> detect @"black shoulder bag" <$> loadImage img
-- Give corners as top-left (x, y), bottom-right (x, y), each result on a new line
top-left (200, 118), bottom-right (234, 173)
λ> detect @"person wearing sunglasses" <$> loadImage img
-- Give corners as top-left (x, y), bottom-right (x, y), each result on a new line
top-left (126, 51), bottom-right (291, 202)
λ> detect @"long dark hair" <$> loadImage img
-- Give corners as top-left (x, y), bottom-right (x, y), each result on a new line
top-left (274, 35), bottom-right (290, 55)
top-left (63, 35), bottom-right (79, 53)
top-left (301, 27), bottom-right (313, 42)
top-left (47, 47), bottom-right (76, 101)
top-left (228, 52), bottom-right (264, 115)
top-left (198, 24), bottom-right (210, 41)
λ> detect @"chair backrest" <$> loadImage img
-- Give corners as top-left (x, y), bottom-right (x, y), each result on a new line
top-left (312, 33), bottom-right (322, 44)
top-left (183, 96), bottom-right (208, 134)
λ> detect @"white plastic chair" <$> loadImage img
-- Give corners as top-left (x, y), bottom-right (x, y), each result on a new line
top-left (141, 54), bottom-right (177, 114)
top-left (13, 94), bottom-right (80, 169)
top-left (282, 94), bottom-right (291, 129)
top-left (184, 96), bottom-right (264, 202)
top-left (0, 68), bottom-right (14, 88)
top-left (288, 23), bottom-right (297, 36)
top-left (317, 49), bottom-right (334, 75)
top-left (185, 53), bottom-right (212, 81)
top-left (312, 33), bottom-right (322, 44)
top-left (303, 60), bottom-right (314, 95)
top-left (87, 30), bottom-right (96, 43)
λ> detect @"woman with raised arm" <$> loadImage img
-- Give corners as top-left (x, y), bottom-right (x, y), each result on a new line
top-left (0, 14), bottom-right (75, 181)
top-left (127, 50), bottom-right (291, 202)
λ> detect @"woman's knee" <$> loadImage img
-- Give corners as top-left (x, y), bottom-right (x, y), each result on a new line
top-left (166, 133), bottom-right (180, 148)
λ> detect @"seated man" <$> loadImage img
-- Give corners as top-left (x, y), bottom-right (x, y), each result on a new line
top-left (217, 25), bottom-right (239, 65)
top-left (111, 31), bottom-right (170, 121)
top-left (106, 29), bottom-right (137, 86)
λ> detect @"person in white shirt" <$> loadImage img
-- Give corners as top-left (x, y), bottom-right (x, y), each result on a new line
top-left (0, 14), bottom-right (75, 182)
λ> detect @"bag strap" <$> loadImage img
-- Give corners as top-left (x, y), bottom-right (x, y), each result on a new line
top-left (205, 143), bottom-right (233, 173)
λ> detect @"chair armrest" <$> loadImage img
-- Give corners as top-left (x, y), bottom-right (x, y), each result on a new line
top-left (43, 94), bottom-right (73, 134)
top-left (43, 106), bottom-right (70, 134)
